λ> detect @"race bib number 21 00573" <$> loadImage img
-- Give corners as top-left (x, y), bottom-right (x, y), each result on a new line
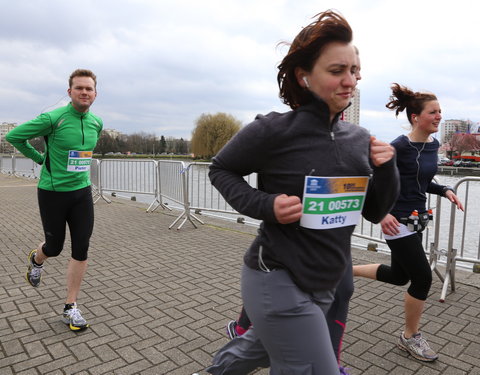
top-left (300, 176), bottom-right (369, 230)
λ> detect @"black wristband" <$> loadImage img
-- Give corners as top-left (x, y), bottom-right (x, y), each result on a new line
top-left (442, 186), bottom-right (454, 197)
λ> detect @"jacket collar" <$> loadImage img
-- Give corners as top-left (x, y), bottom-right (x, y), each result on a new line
top-left (68, 102), bottom-right (89, 117)
top-left (297, 92), bottom-right (350, 126)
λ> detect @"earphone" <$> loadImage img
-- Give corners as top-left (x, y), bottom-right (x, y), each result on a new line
top-left (303, 76), bottom-right (310, 88)
top-left (407, 137), bottom-right (427, 199)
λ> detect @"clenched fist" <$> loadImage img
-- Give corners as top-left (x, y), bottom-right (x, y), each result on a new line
top-left (370, 136), bottom-right (395, 167)
top-left (274, 194), bottom-right (303, 224)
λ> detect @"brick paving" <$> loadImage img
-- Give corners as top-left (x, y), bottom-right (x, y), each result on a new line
top-left (1, 173), bottom-right (480, 375)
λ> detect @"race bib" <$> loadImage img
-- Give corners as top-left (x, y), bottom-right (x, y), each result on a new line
top-left (67, 151), bottom-right (92, 172)
top-left (300, 176), bottom-right (369, 230)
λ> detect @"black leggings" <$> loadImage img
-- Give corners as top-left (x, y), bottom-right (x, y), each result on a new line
top-left (377, 233), bottom-right (432, 301)
top-left (326, 258), bottom-right (354, 363)
top-left (37, 186), bottom-right (94, 261)
top-left (237, 306), bottom-right (251, 331)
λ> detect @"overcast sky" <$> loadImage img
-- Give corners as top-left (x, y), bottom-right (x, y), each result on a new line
top-left (1, 0), bottom-right (479, 142)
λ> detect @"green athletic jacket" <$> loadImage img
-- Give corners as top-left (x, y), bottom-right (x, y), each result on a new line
top-left (6, 103), bottom-right (103, 191)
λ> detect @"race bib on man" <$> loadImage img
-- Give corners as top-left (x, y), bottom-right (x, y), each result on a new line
top-left (300, 176), bottom-right (369, 230)
top-left (67, 151), bottom-right (92, 172)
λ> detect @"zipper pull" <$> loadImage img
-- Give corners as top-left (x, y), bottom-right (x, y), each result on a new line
top-left (330, 131), bottom-right (335, 140)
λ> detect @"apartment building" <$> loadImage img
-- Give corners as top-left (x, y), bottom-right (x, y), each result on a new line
top-left (441, 119), bottom-right (471, 143)
top-left (0, 122), bottom-right (16, 153)
top-left (343, 89), bottom-right (360, 125)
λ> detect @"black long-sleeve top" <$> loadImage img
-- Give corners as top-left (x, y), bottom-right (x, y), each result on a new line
top-left (390, 135), bottom-right (446, 219)
top-left (209, 97), bottom-right (400, 292)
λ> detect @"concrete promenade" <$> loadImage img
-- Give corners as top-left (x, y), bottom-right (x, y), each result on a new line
top-left (1, 173), bottom-right (480, 375)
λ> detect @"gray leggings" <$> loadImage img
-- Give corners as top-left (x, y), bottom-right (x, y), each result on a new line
top-left (207, 265), bottom-right (339, 374)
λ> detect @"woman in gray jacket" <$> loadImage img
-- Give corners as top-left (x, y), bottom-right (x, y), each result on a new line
top-left (207, 10), bottom-right (399, 375)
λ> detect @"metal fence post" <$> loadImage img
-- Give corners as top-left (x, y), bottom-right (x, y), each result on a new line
top-left (92, 159), bottom-right (111, 204)
top-left (147, 160), bottom-right (171, 213)
top-left (168, 163), bottom-right (204, 230)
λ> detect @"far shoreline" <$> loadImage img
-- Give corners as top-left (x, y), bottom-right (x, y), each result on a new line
top-left (436, 166), bottom-right (480, 176)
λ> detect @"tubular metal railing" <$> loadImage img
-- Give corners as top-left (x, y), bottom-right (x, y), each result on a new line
top-left (154, 160), bottom-right (183, 212)
top-left (439, 177), bottom-right (480, 301)
top-left (0, 154), bottom-right (39, 178)
top-left (185, 162), bottom-right (259, 225)
top-left (96, 159), bottom-right (158, 209)
top-left (2, 155), bottom-right (479, 301)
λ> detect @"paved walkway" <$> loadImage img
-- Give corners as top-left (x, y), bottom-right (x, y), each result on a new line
top-left (1, 173), bottom-right (480, 375)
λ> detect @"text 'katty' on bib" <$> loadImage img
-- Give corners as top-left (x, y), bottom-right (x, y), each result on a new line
top-left (300, 176), bottom-right (369, 230)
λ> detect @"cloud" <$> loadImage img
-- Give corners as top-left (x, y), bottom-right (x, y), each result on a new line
top-left (1, 0), bottom-right (480, 142)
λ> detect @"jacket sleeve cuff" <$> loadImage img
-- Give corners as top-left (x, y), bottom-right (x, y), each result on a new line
top-left (442, 186), bottom-right (455, 197)
top-left (264, 193), bottom-right (281, 223)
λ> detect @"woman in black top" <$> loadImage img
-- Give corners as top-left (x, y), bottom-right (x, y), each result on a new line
top-left (353, 84), bottom-right (463, 363)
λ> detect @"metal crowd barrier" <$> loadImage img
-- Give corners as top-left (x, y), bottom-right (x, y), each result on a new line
top-left (3, 154), bottom-right (479, 302)
top-left (95, 159), bottom-right (158, 209)
top-left (185, 162), bottom-right (259, 226)
top-left (154, 160), bottom-right (183, 213)
top-left (92, 159), bottom-right (196, 229)
top-left (0, 154), bottom-right (39, 178)
top-left (352, 177), bottom-right (441, 255)
top-left (182, 166), bottom-right (479, 302)
top-left (157, 160), bottom-right (202, 230)
top-left (439, 177), bottom-right (480, 301)
top-left (90, 159), bottom-right (105, 204)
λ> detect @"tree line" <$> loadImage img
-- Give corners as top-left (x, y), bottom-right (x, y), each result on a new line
top-left (7, 115), bottom-right (480, 162)
top-left (96, 112), bottom-right (242, 157)
top-left (95, 132), bottom-right (189, 156)
top-left (4, 112), bottom-right (244, 159)
top-left (19, 132), bottom-right (189, 156)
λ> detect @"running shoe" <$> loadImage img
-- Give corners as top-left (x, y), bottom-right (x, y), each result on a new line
top-left (62, 303), bottom-right (89, 331)
top-left (397, 331), bottom-right (438, 362)
top-left (339, 366), bottom-right (351, 375)
top-left (26, 249), bottom-right (43, 287)
top-left (226, 320), bottom-right (239, 339)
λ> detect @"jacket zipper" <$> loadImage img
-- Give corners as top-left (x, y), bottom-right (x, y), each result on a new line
top-left (330, 118), bottom-right (336, 141)
top-left (330, 118), bottom-right (340, 162)
top-left (81, 116), bottom-right (85, 145)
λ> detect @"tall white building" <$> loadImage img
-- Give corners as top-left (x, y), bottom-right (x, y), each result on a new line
top-left (343, 89), bottom-right (360, 125)
top-left (441, 120), bottom-right (469, 143)
top-left (0, 122), bottom-right (17, 153)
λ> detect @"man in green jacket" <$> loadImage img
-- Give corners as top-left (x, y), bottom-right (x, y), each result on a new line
top-left (6, 69), bottom-right (103, 331)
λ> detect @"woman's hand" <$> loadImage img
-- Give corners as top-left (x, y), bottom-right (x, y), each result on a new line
top-left (381, 213), bottom-right (400, 236)
top-left (445, 190), bottom-right (464, 211)
top-left (370, 136), bottom-right (395, 167)
top-left (273, 194), bottom-right (303, 224)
